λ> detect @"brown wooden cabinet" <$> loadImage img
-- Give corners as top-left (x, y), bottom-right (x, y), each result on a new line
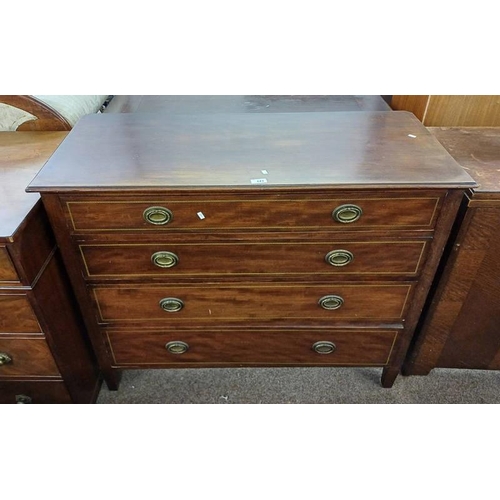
top-left (27, 112), bottom-right (474, 389)
top-left (0, 132), bottom-right (100, 403)
top-left (404, 128), bottom-right (500, 374)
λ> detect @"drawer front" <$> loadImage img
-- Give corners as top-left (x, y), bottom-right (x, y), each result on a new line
top-left (0, 380), bottom-right (71, 404)
top-left (0, 295), bottom-right (41, 333)
top-left (80, 240), bottom-right (429, 278)
top-left (66, 196), bottom-right (441, 232)
top-left (106, 329), bottom-right (399, 366)
top-left (93, 284), bottom-right (413, 324)
top-left (0, 247), bottom-right (19, 284)
top-left (0, 337), bottom-right (60, 377)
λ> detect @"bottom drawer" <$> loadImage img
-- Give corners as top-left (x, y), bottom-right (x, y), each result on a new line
top-left (0, 380), bottom-right (71, 404)
top-left (106, 329), bottom-right (399, 367)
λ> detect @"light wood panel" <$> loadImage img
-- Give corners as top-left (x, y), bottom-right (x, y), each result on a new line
top-left (391, 96), bottom-right (429, 121)
top-left (392, 95), bottom-right (500, 126)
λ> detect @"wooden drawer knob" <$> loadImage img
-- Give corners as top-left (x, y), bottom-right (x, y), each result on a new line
top-left (332, 204), bottom-right (363, 223)
top-left (159, 297), bottom-right (184, 313)
top-left (151, 251), bottom-right (179, 268)
top-left (325, 249), bottom-right (354, 267)
top-left (0, 352), bottom-right (12, 366)
top-left (143, 206), bottom-right (173, 225)
top-left (165, 341), bottom-right (189, 354)
top-left (318, 295), bottom-right (344, 310)
top-left (312, 341), bottom-right (337, 354)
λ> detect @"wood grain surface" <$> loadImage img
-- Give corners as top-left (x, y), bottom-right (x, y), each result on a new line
top-left (429, 127), bottom-right (500, 194)
top-left (27, 112), bottom-right (475, 191)
top-left (0, 131), bottom-right (67, 238)
top-left (0, 337), bottom-right (60, 377)
top-left (79, 240), bottom-right (428, 279)
top-left (404, 127), bottom-right (500, 375)
top-left (391, 96), bottom-right (430, 121)
top-left (0, 294), bottom-right (41, 333)
top-left (392, 96), bottom-right (500, 127)
top-left (28, 251), bottom-right (101, 402)
top-left (64, 193), bottom-right (442, 232)
top-left (6, 203), bottom-right (55, 286)
top-left (424, 96), bottom-right (500, 127)
top-left (0, 247), bottom-right (18, 283)
top-left (92, 283), bottom-right (413, 325)
top-left (105, 328), bottom-right (398, 367)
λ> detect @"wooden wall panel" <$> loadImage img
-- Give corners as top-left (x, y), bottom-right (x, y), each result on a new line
top-left (391, 96), bottom-right (430, 121)
top-left (391, 95), bottom-right (500, 126)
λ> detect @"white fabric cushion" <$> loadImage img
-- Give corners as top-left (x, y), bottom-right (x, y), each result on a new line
top-left (0, 103), bottom-right (37, 131)
top-left (34, 95), bottom-right (109, 127)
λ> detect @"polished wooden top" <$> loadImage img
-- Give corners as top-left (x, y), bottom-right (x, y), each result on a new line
top-left (27, 112), bottom-right (475, 192)
top-left (104, 95), bottom-right (391, 114)
top-left (428, 127), bottom-right (500, 193)
top-left (0, 131), bottom-right (67, 239)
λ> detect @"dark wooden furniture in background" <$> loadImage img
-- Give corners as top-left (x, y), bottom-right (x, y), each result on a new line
top-left (391, 96), bottom-right (500, 127)
top-left (404, 127), bottom-right (500, 374)
top-left (0, 132), bottom-right (100, 403)
top-left (27, 111), bottom-right (474, 389)
top-left (104, 95), bottom-right (391, 114)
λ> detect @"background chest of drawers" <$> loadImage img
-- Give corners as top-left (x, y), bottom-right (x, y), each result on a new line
top-left (0, 132), bottom-right (100, 403)
top-left (28, 111), bottom-right (474, 389)
top-left (404, 127), bottom-right (500, 374)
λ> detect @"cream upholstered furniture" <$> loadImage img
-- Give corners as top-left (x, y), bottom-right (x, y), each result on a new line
top-left (0, 95), bottom-right (109, 131)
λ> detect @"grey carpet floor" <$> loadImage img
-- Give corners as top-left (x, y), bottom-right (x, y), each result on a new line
top-left (96, 367), bottom-right (500, 404)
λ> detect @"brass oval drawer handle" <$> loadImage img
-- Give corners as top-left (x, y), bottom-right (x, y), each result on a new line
top-left (318, 295), bottom-right (344, 310)
top-left (325, 249), bottom-right (354, 267)
top-left (16, 394), bottom-right (32, 404)
top-left (143, 206), bottom-right (173, 225)
top-left (312, 341), bottom-right (337, 354)
top-left (159, 297), bottom-right (184, 313)
top-left (151, 251), bottom-right (179, 268)
top-left (165, 341), bottom-right (189, 354)
top-left (0, 352), bottom-right (12, 366)
top-left (332, 204), bottom-right (363, 224)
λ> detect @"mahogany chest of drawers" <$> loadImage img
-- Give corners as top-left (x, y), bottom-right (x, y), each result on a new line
top-left (27, 111), bottom-right (474, 389)
top-left (0, 132), bottom-right (100, 403)
top-left (404, 127), bottom-right (500, 374)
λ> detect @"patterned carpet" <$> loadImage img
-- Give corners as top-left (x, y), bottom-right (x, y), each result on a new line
top-left (96, 367), bottom-right (500, 404)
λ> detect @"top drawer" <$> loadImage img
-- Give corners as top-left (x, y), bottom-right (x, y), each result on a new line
top-left (64, 193), bottom-right (442, 232)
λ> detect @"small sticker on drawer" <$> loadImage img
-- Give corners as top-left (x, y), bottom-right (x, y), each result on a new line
top-left (197, 212), bottom-right (205, 220)
top-left (261, 169), bottom-right (269, 175)
top-left (251, 178), bottom-right (268, 184)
